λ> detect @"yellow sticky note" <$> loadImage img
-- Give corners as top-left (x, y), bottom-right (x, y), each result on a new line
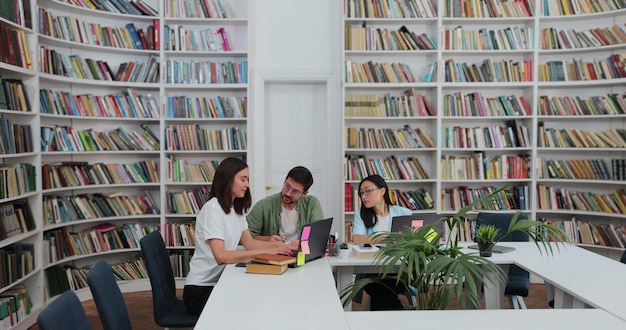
top-left (296, 251), bottom-right (305, 266)
top-left (425, 228), bottom-right (437, 243)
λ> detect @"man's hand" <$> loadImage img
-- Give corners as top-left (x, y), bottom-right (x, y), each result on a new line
top-left (270, 235), bottom-right (286, 242)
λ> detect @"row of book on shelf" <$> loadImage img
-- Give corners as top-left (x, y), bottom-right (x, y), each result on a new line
top-left (345, 124), bottom-right (435, 149)
top-left (344, 88), bottom-right (433, 117)
top-left (536, 186), bottom-right (626, 214)
top-left (45, 248), bottom-right (192, 299)
top-left (545, 217), bottom-right (626, 248)
top-left (0, 243), bottom-right (34, 289)
top-left (537, 124), bottom-right (626, 148)
top-left (0, 284), bottom-right (31, 328)
top-left (0, 0), bottom-right (32, 27)
top-left (40, 88), bottom-right (159, 118)
top-left (538, 54), bottom-right (626, 81)
top-left (167, 156), bottom-right (219, 183)
top-left (42, 161), bottom-right (159, 189)
top-left (163, 0), bottom-right (234, 18)
top-left (444, 58), bottom-right (533, 83)
top-left (43, 191), bottom-right (159, 225)
top-left (543, 0), bottom-right (626, 15)
top-left (442, 121), bottom-right (530, 149)
top-left (67, 0), bottom-right (157, 16)
top-left (0, 200), bottom-right (35, 240)
top-left (43, 223), bottom-right (160, 264)
top-left (538, 92), bottom-right (626, 116)
top-left (0, 164), bottom-right (36, 200)
top-left (165, 95), bottom-right (247, 118)
top-left (345, 25), bottom-right (437, 51)
top-left (442, 25), bottom-right (534, 51)
top-left (345, 60), bottom-right (427, 83)
top-left (441, 153), bottom-right (530, 180)
top-left (441, 185), bottom-right (528, 211)
top-left (442, 92), bottom-right (530, 117)
top-left (165, 125), bottom-right (246, 151)
top-left (0, 78), bottom-right (30, 112)
top-left (41, 124), bottom-right (160, 152)
top-left (0, 24), bottom-right (31, 69)
top-left (165, 60), bottom-right (248, 84)
top-left (0, 118), bottom-right (33, 155)
top-left (39, 8), bottom-right (158, 51)
top-left (341, 213), bottom-right (626, 250)
top-left (344, 183), bottom-right (434, 212)
top-left (345, 0), bottom-right (437, 18)
top-left (344, 155), bottom-right (429, 181)
top-left (541, 24), bottom-right (626, 50)
top-left (535, 157), bottom-right (622, 180)
top-left (164, 25), bottom-right (231, 51)
top-left (166, 186), bottom-right (211, 214)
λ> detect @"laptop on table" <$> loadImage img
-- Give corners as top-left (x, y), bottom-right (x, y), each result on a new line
top-left (291, 217), bottom-right (333, 266)
top-left (391, 214), bottom-right (445, 239)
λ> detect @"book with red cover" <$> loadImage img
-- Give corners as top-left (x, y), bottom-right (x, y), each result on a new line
top-left (251, 253), bottom-right (296, 266)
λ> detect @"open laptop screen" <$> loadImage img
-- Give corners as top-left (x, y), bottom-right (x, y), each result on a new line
top-left (391, 214), bottom-right (444, 234)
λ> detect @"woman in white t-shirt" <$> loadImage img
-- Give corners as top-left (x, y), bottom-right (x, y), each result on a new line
top-left (183, 157), bottom-right (296, 315)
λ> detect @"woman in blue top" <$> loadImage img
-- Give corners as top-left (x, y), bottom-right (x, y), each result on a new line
top-left (352, 174), bottom-right (412, 310)
top-left (352, 174), bottom-right (412, 244)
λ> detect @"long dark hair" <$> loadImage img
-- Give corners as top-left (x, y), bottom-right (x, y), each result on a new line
top-left (210, 157), bottom-right (251, 215)
top-left (359, 174), bottom-right (392, 228)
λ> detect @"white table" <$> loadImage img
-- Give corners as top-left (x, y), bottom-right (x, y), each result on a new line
top-left (329, 241), bottom-right (626, 318)
top-left (196, 258), bottom-right (351, 329)
top-left (346, 309), bottom-right (626, 329)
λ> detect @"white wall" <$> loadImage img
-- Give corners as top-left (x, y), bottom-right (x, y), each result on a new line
top-left (248, 0), bottom-right (344, 232)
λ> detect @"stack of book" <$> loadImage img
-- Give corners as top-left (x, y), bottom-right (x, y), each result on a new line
top-left (245, 254), bottom-right (296, 275)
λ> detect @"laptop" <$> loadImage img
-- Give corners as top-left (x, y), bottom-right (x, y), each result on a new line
top-left (293, 217), bottom-right (333, 266)
top-left (467, 244), bottom-right (516, 253)
top-left (391, 214), bottom-right (444, 235)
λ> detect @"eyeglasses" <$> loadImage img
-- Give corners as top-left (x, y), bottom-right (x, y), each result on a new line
top-left (282, 182), bottom-right (304, 197)
top-left (358, 187), bottom-right (380, 197)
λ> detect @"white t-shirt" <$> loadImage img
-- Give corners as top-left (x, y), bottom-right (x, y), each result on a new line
top-left (279, 206), bottom-right (298, 243)
top-left (185, 197), bottom-right (248, 286)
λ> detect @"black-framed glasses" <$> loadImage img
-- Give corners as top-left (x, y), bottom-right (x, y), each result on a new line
top-left (358, 187), bottom-right (380, 197)
top-left (283, 182), bottom-right (303, 197)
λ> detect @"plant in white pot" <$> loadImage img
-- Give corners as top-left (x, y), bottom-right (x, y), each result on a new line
top-left (339, 187), bottom-right (569, 310)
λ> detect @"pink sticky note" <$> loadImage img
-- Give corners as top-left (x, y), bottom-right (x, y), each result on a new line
top-left (301, 241), bottom-right (310, 254)
top-left (411, 220), bottom-right (424, 228)
top-left (301, 226), bottom-right (311, 240)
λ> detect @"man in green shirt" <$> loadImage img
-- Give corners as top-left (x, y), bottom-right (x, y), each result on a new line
top-left (247, 166), bottom-right (324, 248)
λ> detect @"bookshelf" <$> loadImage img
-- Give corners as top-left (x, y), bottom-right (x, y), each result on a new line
top-left (341, 0), bottom-right (626, 254)
top-left (2, 0), bottom-right (251, 328)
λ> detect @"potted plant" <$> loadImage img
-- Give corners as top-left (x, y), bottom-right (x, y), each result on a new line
top-left (338, 242), bottom-right (350, 258)
top-left (339, 186), bottom-right (569, 310)
top-left (475, 224), bottom-right (500, 257)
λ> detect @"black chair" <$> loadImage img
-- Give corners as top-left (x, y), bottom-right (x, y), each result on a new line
top-left (87, 260), bottom-right (132, 330)
top-left (37, 290), bottom-right (93, 330)
top-left (140, 231), bottom-right (198, 328)
top-left (620, 249), bottom-right (626, 264)
top-left (476, 212), bottom-right (530, 309)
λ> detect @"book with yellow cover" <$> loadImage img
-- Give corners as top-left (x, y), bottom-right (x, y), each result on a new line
top-left (251, 253), bottom-right (296, 266)
top-left (245, 263), bottom-right (288, 275)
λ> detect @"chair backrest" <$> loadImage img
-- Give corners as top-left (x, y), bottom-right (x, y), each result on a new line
top-left (620, 249), bottom-right (626, 264)
top-left (86, 260), bottom-right (132, 330)
top-left (140, 231), bottom-right (178, 324)
top-left (37, 290), bottom-right (93, 330)
top-left (476, 212), bottom-right (529, 242)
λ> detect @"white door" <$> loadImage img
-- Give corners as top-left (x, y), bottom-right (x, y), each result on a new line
top-left (250, 75), bottom-right (342, 235)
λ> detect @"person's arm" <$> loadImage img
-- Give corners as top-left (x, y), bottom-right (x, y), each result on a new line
top-left (209, 230), bottom-right (294, 265)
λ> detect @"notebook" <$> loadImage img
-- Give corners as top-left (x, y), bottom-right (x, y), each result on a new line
top-left (390, 214), bottom-right (444, 235)
top-left (467, 244), bottom-right (516, 253)
top-left (293, 217), bottom-right (333, 266)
